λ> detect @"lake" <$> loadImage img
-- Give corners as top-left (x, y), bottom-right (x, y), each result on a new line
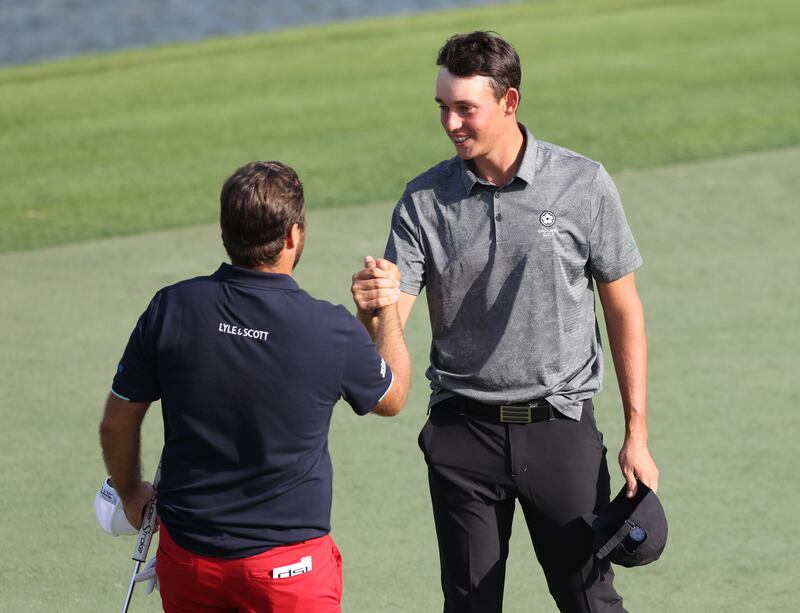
top-left (0, 0), bottom-right (512, 66)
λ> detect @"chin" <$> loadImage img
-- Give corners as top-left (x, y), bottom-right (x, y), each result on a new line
top-left (454, 147), bottom-right (476, 160)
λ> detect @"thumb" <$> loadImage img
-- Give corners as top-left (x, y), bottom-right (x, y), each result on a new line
top-left (364, 255), bottom-right (376, 269)
top-left (625, 471), bottom-right (638, 499)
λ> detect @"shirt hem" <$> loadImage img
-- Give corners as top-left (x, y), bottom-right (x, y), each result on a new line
top-left (111, 388), bottom-right (131, 402)
top-left (592, 255), bottom-right (643, 283)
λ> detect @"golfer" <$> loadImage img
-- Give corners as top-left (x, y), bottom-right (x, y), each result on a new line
top-left (351, 32), bottom-right (659, 612)
top-left (100, 161), bottom-right (410, 612)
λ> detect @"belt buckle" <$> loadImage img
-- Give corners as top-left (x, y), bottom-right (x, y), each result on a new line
top-left (499, 405), bottom-right (532, 424)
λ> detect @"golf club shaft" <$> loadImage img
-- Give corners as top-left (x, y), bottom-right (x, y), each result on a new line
top-left (122, 560), bottom-right (142, 613)
top-left (122, 463), bottom-right (162, 612)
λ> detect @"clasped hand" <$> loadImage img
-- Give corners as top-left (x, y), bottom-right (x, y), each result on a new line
top-left (351, 256), bottom-right (401, 313)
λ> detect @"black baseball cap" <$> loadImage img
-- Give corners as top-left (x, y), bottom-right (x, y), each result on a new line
top-left (582, 481), bottom-right (667, 568)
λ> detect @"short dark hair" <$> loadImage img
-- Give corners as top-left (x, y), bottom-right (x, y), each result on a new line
top-left (436, 31), bottom-right (521, 100)
top-left (220, 161), bottom-right (305, 268)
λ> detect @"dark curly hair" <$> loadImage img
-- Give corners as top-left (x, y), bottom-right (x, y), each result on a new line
top-left (436, 31), bottom-right (521, 101)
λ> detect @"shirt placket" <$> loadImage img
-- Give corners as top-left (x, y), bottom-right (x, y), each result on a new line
top-left (492, 188), bottom-right (504, 243)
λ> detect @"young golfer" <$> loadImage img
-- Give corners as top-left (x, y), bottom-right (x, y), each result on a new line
top-left (351, 32), bottom-right (659, 612)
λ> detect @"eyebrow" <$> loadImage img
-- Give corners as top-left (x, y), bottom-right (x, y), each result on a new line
top-left (434, 97), bottom-right (476, 105)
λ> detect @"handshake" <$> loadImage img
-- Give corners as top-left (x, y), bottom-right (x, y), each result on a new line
top-left (351, 256), bottom-right (402, 314)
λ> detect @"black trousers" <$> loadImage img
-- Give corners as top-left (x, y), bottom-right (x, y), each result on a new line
top-left (418, 397), bottom-right (626, 613)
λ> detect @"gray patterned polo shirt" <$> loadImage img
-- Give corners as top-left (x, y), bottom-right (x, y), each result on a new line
top-left (385, 125), bottom-right (642, 420)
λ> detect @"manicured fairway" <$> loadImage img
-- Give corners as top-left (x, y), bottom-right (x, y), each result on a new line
top-left (1, 147), bottom-right (797, 612)
top-left (1, 0), bottom-right (798, 610)
top-left (1, 0), bottom-right (798, 252)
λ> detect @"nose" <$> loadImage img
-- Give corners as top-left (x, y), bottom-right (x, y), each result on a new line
top-left (441, 110), bottom-right (462, 133)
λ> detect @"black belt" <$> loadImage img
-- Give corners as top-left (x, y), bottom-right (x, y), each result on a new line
top-left (440, 396), bottom-right (556, 424)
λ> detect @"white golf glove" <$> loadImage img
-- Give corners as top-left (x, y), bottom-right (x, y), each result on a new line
top-left (94, 477), bottom-right (138, 536)
top-left (133, 557), bottom-right (159, 594)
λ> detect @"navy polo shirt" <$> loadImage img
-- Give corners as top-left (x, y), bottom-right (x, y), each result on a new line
top-left (112, 263), bottom-right (393, 558)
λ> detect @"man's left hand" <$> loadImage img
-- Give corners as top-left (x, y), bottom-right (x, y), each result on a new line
top-left (618, 438), bottom-right (659, 498)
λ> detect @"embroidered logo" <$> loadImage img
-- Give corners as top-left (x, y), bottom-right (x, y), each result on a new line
top-left (539, 211), bottom-right (556, 227)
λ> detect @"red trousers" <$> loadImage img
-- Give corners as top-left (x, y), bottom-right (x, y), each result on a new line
top-left (157, 526), bottom-right (342, 613)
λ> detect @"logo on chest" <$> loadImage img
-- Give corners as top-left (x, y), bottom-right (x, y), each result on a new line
top-left (539, 211), bottom-right (556, 227)
top-left (538, 210), bottom-right (560, 237)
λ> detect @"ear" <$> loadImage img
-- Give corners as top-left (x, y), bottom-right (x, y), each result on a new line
top-left (285, 223), bottom-right (302, 249)
top-left (503, 88), bottom-right (520, 116)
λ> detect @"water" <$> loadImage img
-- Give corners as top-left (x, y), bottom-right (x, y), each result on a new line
top-left (0, 0), bottom-right (512, 67)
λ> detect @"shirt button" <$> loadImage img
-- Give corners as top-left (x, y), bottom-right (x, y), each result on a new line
top-left (494, 192), bottom-right (500, 198)
top-left (495, 213), bottom-right (502, 222)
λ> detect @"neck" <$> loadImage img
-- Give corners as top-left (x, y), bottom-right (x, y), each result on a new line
top-left (471, 122), bottom-right (525, 186)
top-left (237, 254), bottom-right (295, 276)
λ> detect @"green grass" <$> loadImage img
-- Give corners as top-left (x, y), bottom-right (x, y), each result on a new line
top-left (0, 147), bottom-right (798, 611)
top-left (1, 1), bottom-right (798, 610)
top-left (1, 0), bottom-right (799, 252)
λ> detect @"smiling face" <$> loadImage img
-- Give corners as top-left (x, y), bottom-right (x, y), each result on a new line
top-left (435, 67), bottom-right (517, 164)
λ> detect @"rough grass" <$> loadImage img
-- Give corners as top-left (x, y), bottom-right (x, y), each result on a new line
top-left (1, 0), bottom-right (798, 252)
top-left (1, 147), bottom-right (797, 611)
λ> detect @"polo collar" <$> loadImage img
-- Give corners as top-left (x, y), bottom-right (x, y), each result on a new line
top-left (458, 123), bottom-right (538, 194)
top-left (213, 262), bottom-right (299, 290)
top-left (515, 124), bottom-right (537, 186)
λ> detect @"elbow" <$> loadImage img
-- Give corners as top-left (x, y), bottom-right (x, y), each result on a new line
top-left (373, 393), bottom-right (406, 417)
top-left (372, 374), bottom-right (410, 417)
top-left (99, 408), bottom-right (133, 442)
top-left (98, 416), bottom-right (114, 438)
top-left (379, 403), bottom-right (403, 417)
top-left (98, 415), bottom-right (121, 443)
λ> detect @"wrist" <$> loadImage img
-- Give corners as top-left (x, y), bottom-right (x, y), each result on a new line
top-left (113, 477), bottom-right (143, 500)
top-left (357, 308), bottom-right (378, 324)
top-left (623, 430), bottom-right (648, 447)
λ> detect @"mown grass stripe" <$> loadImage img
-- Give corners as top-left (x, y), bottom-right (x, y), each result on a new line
top-left (1, 0), bottom-right (798, 254)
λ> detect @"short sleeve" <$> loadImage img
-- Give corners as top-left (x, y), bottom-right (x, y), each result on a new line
top-left (588, 165), bottom-right (643, 282)
top-left (340, 315), bottom-right (393, 415)
top-left (384, 192), bottom-right (425, 295)
top-left (111, 294), bottom-right (162, 403)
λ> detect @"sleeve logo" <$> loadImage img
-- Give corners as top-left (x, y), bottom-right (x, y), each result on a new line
top-left (379, 358), bottom-right (387, 379)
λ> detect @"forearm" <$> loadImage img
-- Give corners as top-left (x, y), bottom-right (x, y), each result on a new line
top-left (604, 296), bottom-right (648, 442)
top-left (598, 274), bottom-right (658, 493)
top-left (372, 303), bottom-right (411, 415)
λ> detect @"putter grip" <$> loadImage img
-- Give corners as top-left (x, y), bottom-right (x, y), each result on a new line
top-left (132, 493), bottom-right (158, 562)
top-left (132, 463), bottom-right (161, 563)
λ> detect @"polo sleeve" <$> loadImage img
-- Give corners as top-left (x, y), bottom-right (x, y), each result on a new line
top-left (384, 192), bottom-right (425, 295)
top-left (111, 293), bottom-right (162, 403)
top-left (340, 314), bottom-right (393, 415)
top-left (587, 165), bottom-right (643, 283)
